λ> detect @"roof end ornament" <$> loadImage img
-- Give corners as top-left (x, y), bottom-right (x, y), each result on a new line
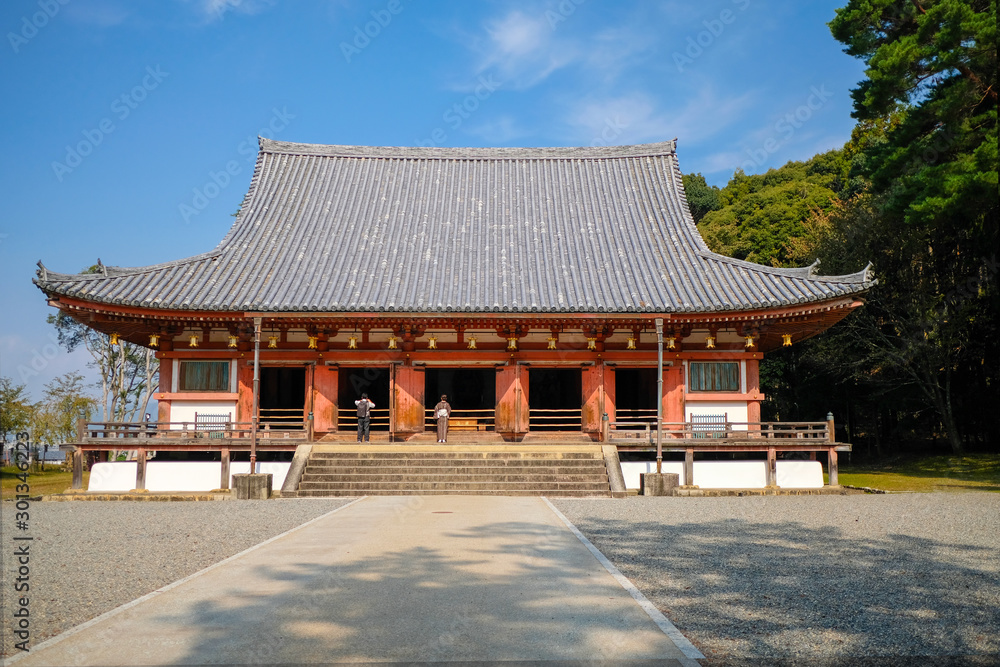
top-left (36, 260), bottom-right (48, 282)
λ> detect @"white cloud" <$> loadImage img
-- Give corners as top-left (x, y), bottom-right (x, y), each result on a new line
top-left (188, 0), bottom-right (275, 23)
top-left (64, 2), bottom-right (131, 27)
top-left (564, 88), bottom-right (756, 149)
top-left (475, 10), bottom-right (580, 90)
top-left (463, 116), bottom-right (530, 144)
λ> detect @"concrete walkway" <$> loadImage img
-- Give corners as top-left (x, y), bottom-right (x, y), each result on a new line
top-left (12, 497), bottom-right (703, 666)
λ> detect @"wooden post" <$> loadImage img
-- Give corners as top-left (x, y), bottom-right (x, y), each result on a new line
top-left (76, 418), bottom-right (86, 443)
top-left (828, 448), bottom-right (839, 486)
top-left (684, 447), bottom-right (695, 487)
top-left (135, 448), bottom-right (147, 491)
top-left (766, 447), bottom-right (777, 487)
top-left (72, 449), bottom-right (83, 490)
top-left (826, 412), bottom-right (836, 443)
top-left (220, 448), bottom-right (231, 489)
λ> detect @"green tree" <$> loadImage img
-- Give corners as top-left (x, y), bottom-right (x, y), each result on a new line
top-left (31, 372), bottom-right (96, 446)
top-left (697, 152), bottom-right (847, 267)
top-left (681, 173), bottom-right (722, 223)
top-left (0, 377), bottom-right (33, 444)
top-left (826, 0), bottom-right (999, 453)
top-left (48, 266), bottom-right (159, 424)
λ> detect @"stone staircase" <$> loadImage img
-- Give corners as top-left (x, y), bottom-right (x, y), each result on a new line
top-left (285, 445), bottom-right (613, 497)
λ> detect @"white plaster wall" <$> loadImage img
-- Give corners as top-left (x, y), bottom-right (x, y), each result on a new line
top-left (168, 402), bottom-right (236, 429)
top-left (776, 461), bottom-right (825, 488)
top-left (619, 459), bottom-right (824, 489)
top-left (620, 461), bottom-right (685, 488)
top-left (88, 462), bottom-right (290, 492)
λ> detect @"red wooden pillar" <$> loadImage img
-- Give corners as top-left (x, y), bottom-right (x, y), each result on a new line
top-left (604, 365), bottom-right (616, 424)
top-left (664, 364), bottom-right (684, 427)
top-left (746, 357), bottom-right (762, 427)
top-left (495, 364), bottom-right (528, 437)
top-left (157, 358), bottom-right (173, 423)
top-left (495, 365), bottom-right (516, 436)
top-left (237, 361), bottom-right (253, 425)
top-left (393, 365), bottom-right (425, 435)
top-left (313, 365), bottom-right (338, 433)
top-left (582, 364), bottom-right (603, 434)
top-left (516, 364), bottom-right (529, 436)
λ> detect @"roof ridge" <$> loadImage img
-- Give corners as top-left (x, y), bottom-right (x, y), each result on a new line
top-left (258, 137), bottom-right (677, 160)
top-left (35, 251), bottom-right (222, 284)
top-left (698, 252), bottom-right (874, 285)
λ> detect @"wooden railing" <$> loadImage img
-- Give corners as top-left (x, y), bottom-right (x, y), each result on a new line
top-left (606, 420), bottom-right (832, 444)
top-left (423, 408), bottom-right (495, 431)
top-left (77, 419), bottom-right (311, 442)
top-left (529, 408), bottom-right (582, 430)
top-left (336, 408), bottom-right (391, 430)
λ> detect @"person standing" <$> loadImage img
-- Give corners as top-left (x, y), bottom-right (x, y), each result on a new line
top-left (434, 394), bottom-right (452, 443)
top-left (355, 393), bottom-right (374, 442)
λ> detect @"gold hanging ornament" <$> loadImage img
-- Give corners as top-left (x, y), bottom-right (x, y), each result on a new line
top-left (109, 332), bottom-right (120, 346)
top-left (189, 333), bottom-right (199, 348)
top-left (347, 335), bottom-right (358, 349)
top-left (665, 336), bottom-right (676, 350)
top-left (427, 335), bottom-right (438, 350)
top-left (148, 333), bottom-right (160, 348)
top-left (586, 337), bottom-right (597, 350)
top-left (547, 336), bottom-right (557, 350)
top-left (507, 337), bottom-right (518, 351)
top-left (387, 335), bottom-right (398, 350)
top-left (467, 335), bottom-right (477, 350)
top-left (745, 335), bottom-right (755, 348)
top-left (228, 335), bottom-right (239, 349)
top-left (705, 335), bottom-right (716, 349)
top-left (782, 333), bottom-right (793, 347)
top-left (268, 335), bottom-right (278, 349)
top-left (307, 336), bottom-right (318, 350)
top-left (626, 336), bottom-right (637, 350)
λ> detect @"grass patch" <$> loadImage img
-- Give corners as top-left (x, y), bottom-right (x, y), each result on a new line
top-left (1, 466), bottom-right (89, 499)
top-left (833, 453), bottom-right (1000, 492)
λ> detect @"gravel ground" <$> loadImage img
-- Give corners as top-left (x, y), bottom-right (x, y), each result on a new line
top-left (3, 495), bottom-right (998, 665)
top-left (1, 498), bottom-right (353, 658)
top-left (554, 494), bottom-right (1000, 666)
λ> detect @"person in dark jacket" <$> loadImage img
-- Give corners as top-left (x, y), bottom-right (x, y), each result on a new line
top-left (355, 393), bottom-right (374, 442)
top-left (434, 394), bottom-right (451, 443)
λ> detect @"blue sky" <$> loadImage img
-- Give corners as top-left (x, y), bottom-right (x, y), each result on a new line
top-left (1, 0), bottom-right (866, 400)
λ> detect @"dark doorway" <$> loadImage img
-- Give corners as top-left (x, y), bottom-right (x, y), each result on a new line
top-left (425, 369), bottom-right (495, 410)
top-left (338, 366), bottom-right (392, 431)
top-left (615, 368), bottom-right (658, 423)
top-left (260, 366), bottom-right (305, 428)
top-left (528, 368), bottom-right (582, 431)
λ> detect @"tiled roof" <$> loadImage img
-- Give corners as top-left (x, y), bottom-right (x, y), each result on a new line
top-left (35, 138), bottom-right (872, 314)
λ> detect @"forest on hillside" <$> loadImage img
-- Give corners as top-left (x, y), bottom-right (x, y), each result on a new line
top-left (686, 0), bottom-right (997, 457)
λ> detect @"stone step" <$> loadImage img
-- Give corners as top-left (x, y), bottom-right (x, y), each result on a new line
top-left (309, 451), bottom-right (603, 460)
top-left (288, 488), bottom-right (613, 497)
top-left (303, 463), bottom-right (605, 473)
top-left (295, 480), bottom-right (611, 492)
top-left (299, 472), bottom-right (609, 484)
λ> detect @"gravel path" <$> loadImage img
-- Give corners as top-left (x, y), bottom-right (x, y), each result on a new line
top-left (1, 498), bottom-right (353, 657)
top-left (554, 494), bottom-right (1000, 665)
top-left (3, 495), bottom-right (998, 665)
